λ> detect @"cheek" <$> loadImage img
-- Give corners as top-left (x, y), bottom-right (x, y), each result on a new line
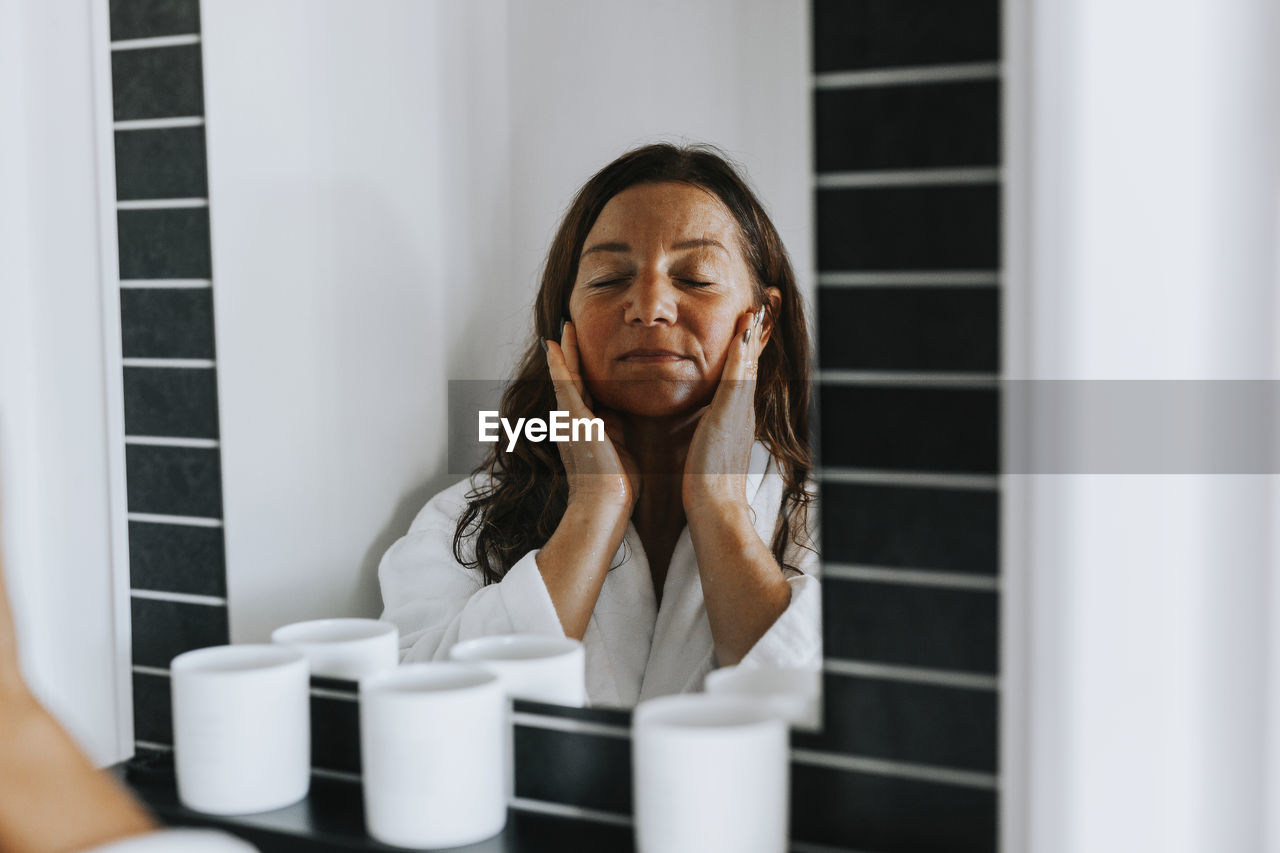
top-left (692, 308), bottom-right (745, 369)
top-left (571, 317), bottom-right (611, 379)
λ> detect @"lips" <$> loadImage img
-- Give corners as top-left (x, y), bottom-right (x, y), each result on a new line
top-left (617, 348), bottom-right (688, 362)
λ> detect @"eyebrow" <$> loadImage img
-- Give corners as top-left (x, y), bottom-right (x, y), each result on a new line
top-left (580, 238), bottom-right (729, 258)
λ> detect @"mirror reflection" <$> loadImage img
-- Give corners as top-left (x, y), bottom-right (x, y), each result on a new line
top-left (379, 149), bottom-right (821, 708)
top-left (200, 0), bottom-right (818, 712)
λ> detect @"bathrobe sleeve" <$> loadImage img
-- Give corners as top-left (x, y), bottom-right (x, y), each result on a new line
top-left (734, 492), bottom-right (823, 672)
top-left (82, 830), bottom-right (258, 852)
top-left (378, 477), bottom-right (566, 663)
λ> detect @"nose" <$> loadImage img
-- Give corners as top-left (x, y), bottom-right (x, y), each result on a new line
top-left (622, 270), bottom-right (678, 326)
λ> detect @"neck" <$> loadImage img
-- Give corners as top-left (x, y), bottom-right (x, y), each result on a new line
top-left (619, 411), bottom-right (699, 537)
top-left (618, 412), bottom-right (698, 587)
top-left (619, 410), bottom-right (700, 477)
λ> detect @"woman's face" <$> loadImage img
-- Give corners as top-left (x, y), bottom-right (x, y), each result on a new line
top-left (567, 181), bottom-right (776, 419)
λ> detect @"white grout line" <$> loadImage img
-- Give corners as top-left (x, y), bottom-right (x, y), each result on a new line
top-left (822, 563), bottom-right (1001, 592)
top-left (311, 767), bottom-right (363, 784)
top-left (131, 665), bottom-right (170, 678)
top-left (128, 589), bottom-right (224, 607)
top-left (311, 687), bottom-right (358, 702)
top-left (818, 271), bottom-right (1001, 287)
top-left (134, 740), bottom-right (173, 752)
top-left (116, 198), bottom-right (208, 210)
top-left (789, 748), bottom-right (999, 790)
top-left (131, 589), bottom-right (226, 606)
top-left (126, 512), bottom-right (223, 528)
top-left (510, 797), bottom-right (634, 828)
top-left (511, 712), bottom-right (632, 740)
top-left (814, 62), bottom-right (1002, 89)
top-left (816, 167), bottom-right (1001, 189)
top-left (113, 116), bottom-right (204, 131)
top-left (121, 358), bottom-right (215, 369)
top-left (124, 436), bottom-right (219, 449)
top-left (824, 658), bottom-right (1001, 691)
top-left (120, 279), bottom-right (212, 289)
top-left (110, 34), bottom-right (201, 51)
top-left (817, 370), bottom-right (999, 388)
top-left (818, 468), bottom-right (1000, 491)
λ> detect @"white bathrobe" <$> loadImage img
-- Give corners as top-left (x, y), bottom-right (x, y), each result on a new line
top-left (378, 443), bottom-right (821, 707)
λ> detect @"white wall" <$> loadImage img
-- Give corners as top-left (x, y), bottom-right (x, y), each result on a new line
top-left (0, 0), bottom-right (130, 765)
top-left (200, 0), bottom-right (812, 642)
top-left (504, 0), bottom-right (814, 321)
top-left (1003, 0), bottom-right (1280, 850)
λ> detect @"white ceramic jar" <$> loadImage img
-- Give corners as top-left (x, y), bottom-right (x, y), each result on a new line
top-left (447, 633), bottom-right (586, 706)
top-left (633, 693), bottom-right (789, 853)
top-left (359, 662), bottom-right (508, 848)
top-left (271, 617), bottom-right (398, 680)
top-left (170, 644), bottom-right (311, 815)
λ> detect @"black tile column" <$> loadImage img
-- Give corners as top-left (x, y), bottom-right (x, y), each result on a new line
top-left (107, 0), bottom-right (228, 756)
top-left (799, 0), bottom-right (1003, 849)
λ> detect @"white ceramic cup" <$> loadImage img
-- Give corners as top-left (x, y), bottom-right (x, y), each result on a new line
top-left (447, 634), bottom-right (586, 707)
top-left (170, 644), bottom-right (310, 815)
top-left (270, 617), bottom-right (398, 681)
top-left (703, 665), bottom-right (821, 728)
top-left (633, 694), bottom-right (789, 853)
top-left (359, 663), bottom-right (507, 848)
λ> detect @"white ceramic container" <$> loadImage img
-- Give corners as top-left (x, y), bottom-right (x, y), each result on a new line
top-left (270, 617), bottom-right (398, 680)
top-left (633, 694), bottom-right (789, 853)
top-left (359, 663), bottom-right (507, 848)
top-left (447, 633), bottom-right (586, 707)
top-left (170, 644), bottom-right (310, 815)
top-left (703, 665), bottom-right (821, 728)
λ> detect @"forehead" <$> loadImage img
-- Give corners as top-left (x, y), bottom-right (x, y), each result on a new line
top-left (584, 181), bottom-right (739, 248)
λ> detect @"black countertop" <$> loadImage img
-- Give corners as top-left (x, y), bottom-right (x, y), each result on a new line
top-left (113, 758), bottom-right (634, 853)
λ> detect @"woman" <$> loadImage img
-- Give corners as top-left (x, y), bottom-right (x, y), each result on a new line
top-left (379, 143), bottom-right (820, 706)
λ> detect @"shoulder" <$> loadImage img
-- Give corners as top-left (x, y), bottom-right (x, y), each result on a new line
top-left (753, 451), bottom-right (819, 513)
top-left (405, 473), bottom-right (495, 535)
top-left (757, 454), bottom-right (819, 576)
top-left (379, 474), bottom-right (495, 593)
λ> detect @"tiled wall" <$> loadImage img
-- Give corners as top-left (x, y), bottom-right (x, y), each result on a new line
top-left (111, 1), bottom-right (1002, 851)
top-left (107, 0), bottom-right (230, 750)
top-left (803, 1), bottom-right (1002, 850)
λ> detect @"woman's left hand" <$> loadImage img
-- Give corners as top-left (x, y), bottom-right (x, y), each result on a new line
top-left (682, 307), bottom-right (768, 515)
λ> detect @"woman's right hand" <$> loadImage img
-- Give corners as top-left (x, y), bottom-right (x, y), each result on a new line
top-left (545, 321), bottom-right (639, 515)
top-left (538, 322), bottom-right (638, 638)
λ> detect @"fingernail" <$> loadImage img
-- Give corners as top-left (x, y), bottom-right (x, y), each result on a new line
top-left (540, 336), bottom-right (548, 353)
top-left (558, 318), bottom-right (566, 340)
top-left (743, 327), bottom-right (752, 345)
top-left (756, 307), bottom-right (766, 327)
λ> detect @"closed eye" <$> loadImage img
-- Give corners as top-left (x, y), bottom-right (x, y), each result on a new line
top-left (587, 276), bottom-right (715, 288)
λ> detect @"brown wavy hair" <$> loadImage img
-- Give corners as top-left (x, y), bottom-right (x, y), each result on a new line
top-left (454, 143), bottom-right (813, 584)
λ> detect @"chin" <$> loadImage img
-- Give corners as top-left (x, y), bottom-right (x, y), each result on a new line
top-left (591, 378), bottom-right (714, 419)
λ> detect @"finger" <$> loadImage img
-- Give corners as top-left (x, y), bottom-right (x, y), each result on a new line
top-left (705, 310), bottom-right (761, 424)
top-left (722, 309), bottom-right (760, 384)
top-left (745, 306), bottom-right (766, 379)
top-left (545, 339), bottom-right (593, 419)
top-left (560, 321), bottom-right (592, 407)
